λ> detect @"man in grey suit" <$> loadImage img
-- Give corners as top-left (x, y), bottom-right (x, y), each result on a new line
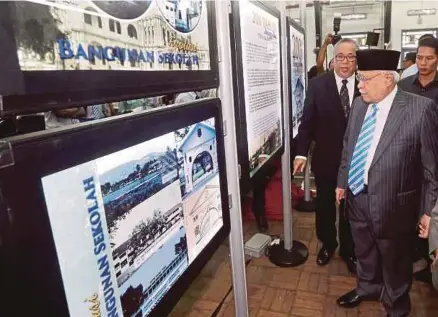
top-left (426, 204), bottom-right (438, 290)
top-left (335, 49), bottom-right (438, 317)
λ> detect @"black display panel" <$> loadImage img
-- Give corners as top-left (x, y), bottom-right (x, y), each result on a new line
top-left (0, 1), bottom-right (218, 115)
top-left (229, 0), bottom-right (284, 194)
top-left (0, 98), bottom-right (229, 317)
top-left (286, 17), bottom-right (306, 139)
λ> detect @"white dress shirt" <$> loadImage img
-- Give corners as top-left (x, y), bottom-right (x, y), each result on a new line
top-left (295, 72), bottom-right (356, 160)
top-left (363, 86), bottom-right (398, 184)
top-left (334, 72), bottom-right (355, 106)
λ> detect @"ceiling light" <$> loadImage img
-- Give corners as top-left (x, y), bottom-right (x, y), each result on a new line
top-left (407, 9), bottom-right (436, 16)
top-left (342, 13), bottom-right (367, 20)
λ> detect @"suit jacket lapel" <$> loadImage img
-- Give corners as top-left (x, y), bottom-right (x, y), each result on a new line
top-left (349, 100), bottom-right (368, 161)
top-left (369, 91), bottom-right (407, 169)
top-left (353, 79), bottom-right (360, 99)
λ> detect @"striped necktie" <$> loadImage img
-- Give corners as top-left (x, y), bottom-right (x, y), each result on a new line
top-left (348, 104), bottom-right (379, 195)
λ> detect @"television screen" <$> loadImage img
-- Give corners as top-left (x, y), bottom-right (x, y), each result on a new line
top-left (0, 0), bottom-right (218, 114)
top-left (0, 99), bottom-right (228, 317)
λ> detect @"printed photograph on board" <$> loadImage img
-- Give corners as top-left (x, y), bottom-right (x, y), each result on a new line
top-left (11, 0), bottom-right (210, 71)
top-left (182, 175), bottom-right (222, 262)
top-left (91, 1), bottom-right (153, 20)
top-left (118, 226), bottom-right (189, 317)
top-left (290, 25), bottom-right (306, 138)
top-left (174, 118), bottom-right (219, 199)
top-left (96, 132), bottom-right (183, 288)
top-left (156, 0), bottom-right (203, 33)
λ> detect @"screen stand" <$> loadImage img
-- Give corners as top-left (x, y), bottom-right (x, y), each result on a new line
top-left (269, 3), bottom-right (308, 268)
top-left (295, 150), bottom-right (316, 212)
top-left (252, 176), bottom-right (268, 232)
top-left (216, 1), bottom-right (249, 316)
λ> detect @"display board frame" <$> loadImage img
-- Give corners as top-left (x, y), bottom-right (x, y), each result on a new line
top-left (0, 1), bottom-right (219, 115)
top-left (286, 17), bottom-right (306, 140)
top-left (229, 0), bottom-right (285, 195)
top-left (0, 98), bottom-right (229, 317)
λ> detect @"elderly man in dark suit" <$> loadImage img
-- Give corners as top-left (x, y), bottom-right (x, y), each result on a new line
top-left (294, 38), bottom-right (359, 272)
top-left (336, 49), bottom-right (438, 317)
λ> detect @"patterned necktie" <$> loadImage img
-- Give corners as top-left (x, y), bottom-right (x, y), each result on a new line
top-left (348, 104), bottom-right (379, 195)
top-left (340, 79), bottom-right (350, 118)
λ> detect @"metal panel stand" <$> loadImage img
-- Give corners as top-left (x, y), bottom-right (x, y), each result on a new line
top-left (295, 4), bottom-right (315, 213)
top-left (295, 148), bottom-right (316, 212)
top-left (268, 3), bottom-right (309, 268)
top-left (216, 1), bottom-right (249, 316)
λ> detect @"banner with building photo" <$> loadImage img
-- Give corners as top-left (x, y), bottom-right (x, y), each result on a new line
top-left (290, 23), bottom-right (305, 138)
top-left (11, 0), bottom-right (210, 72)
top-left (239, 0), bottom-right (283, 177)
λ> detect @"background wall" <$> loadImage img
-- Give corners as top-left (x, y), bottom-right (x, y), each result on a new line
top-left (286, 0), bottom-right (438, 72)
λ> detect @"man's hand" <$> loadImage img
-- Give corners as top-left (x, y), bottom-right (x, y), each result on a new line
top-left (432, 249), bottom-right (438, 271)
top-left (293, 158), bottom-right (306, 175)
top-left (324, 33), bottom-right (334, 46)
top-left (418, 214), bottom-right (431, 238)
top-left (335, 188), bottom-right (345, 205)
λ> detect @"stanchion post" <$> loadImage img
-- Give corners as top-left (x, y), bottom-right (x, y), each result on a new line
top-left (268, 2), bottom-right (309, 267)
top-left (295, 1), bottom-right (316, 213)
top-left (215, 1), bottom-right (249, 316)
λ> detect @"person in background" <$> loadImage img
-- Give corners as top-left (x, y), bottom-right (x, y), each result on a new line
top-left (401, 52), bottom-right (416, 72)
top-left (424, 195), bottom-right (438, 290)
top-left (174, 91), bottom-right (209, 104)
top-left (308, 34), bottom-right (334, 80)
top-left (335, 48), bottom-right (438, 317)
top-left (399, 37), bottom-right (438, 104)
top-left (399, 37), bottom-right (438, 284)
top-left (293, 38), bottom-right (359, 273)
top-left (401, 33), bottom-right (435, 80)
top-left (44, 108), bottom-right (85, 129)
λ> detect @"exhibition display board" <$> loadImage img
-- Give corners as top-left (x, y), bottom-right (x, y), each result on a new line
top-left (230, 0), bottom-right (284, 194)
top-left (0, 0), bottom-right (218, 114)
top-left (0, 99), bottom-right (230, 317)
top-left (287, 18), bottom-right (306, 138)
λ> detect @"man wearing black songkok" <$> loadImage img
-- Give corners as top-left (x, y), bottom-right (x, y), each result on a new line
top-left (336, 49), bottom-right (438, 316)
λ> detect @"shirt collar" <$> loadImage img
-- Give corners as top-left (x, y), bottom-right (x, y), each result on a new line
top-left (375, 86), bottom-right (398, 112)
top-left (412, 71), bottom-right (438, 86)
top-left (334, 71), bottom-right (355, 85)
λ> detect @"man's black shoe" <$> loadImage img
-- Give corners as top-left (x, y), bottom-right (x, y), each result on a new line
top-left (336, 290), bottom-right (363, 308)
top-left (341, 255), bottom-right (357, 274)
top-left (317, 245), bottom-right (336, 266)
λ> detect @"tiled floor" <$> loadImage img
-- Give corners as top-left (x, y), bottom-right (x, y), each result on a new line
top-left (169, 211), bottom-right (438, 317)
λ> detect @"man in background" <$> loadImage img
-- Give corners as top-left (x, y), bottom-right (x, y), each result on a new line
top-left (401, 33), bottom-right (435, 79)
top-left (399, 37), bottom-right (438, 104)
top-left (401, 52), bottom-right (416, 73)
top-left (399, 37), bottom-right (438, 284)
top-left (294, 38), bottom-right (359, 272)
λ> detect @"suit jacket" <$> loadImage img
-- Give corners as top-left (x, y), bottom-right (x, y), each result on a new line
top-left (430, 199), bottom-right (438, 256)
top-left (296, 71), bottom-right (360, 180)
top-left (337, 89), bottom-right (438, 238)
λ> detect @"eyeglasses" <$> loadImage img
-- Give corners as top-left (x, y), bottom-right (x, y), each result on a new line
top-left (335, 54), bottom-right (357, 62)
top-left (356, 73), bottom-right (383, 82)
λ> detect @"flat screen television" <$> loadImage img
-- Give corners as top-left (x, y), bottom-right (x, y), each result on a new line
top-left (0, 98), bottom-right (229, 317)
top-left (0, 0), bottom-right (218, 115)
top-left (229, 0), bottom-right (284, 194)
